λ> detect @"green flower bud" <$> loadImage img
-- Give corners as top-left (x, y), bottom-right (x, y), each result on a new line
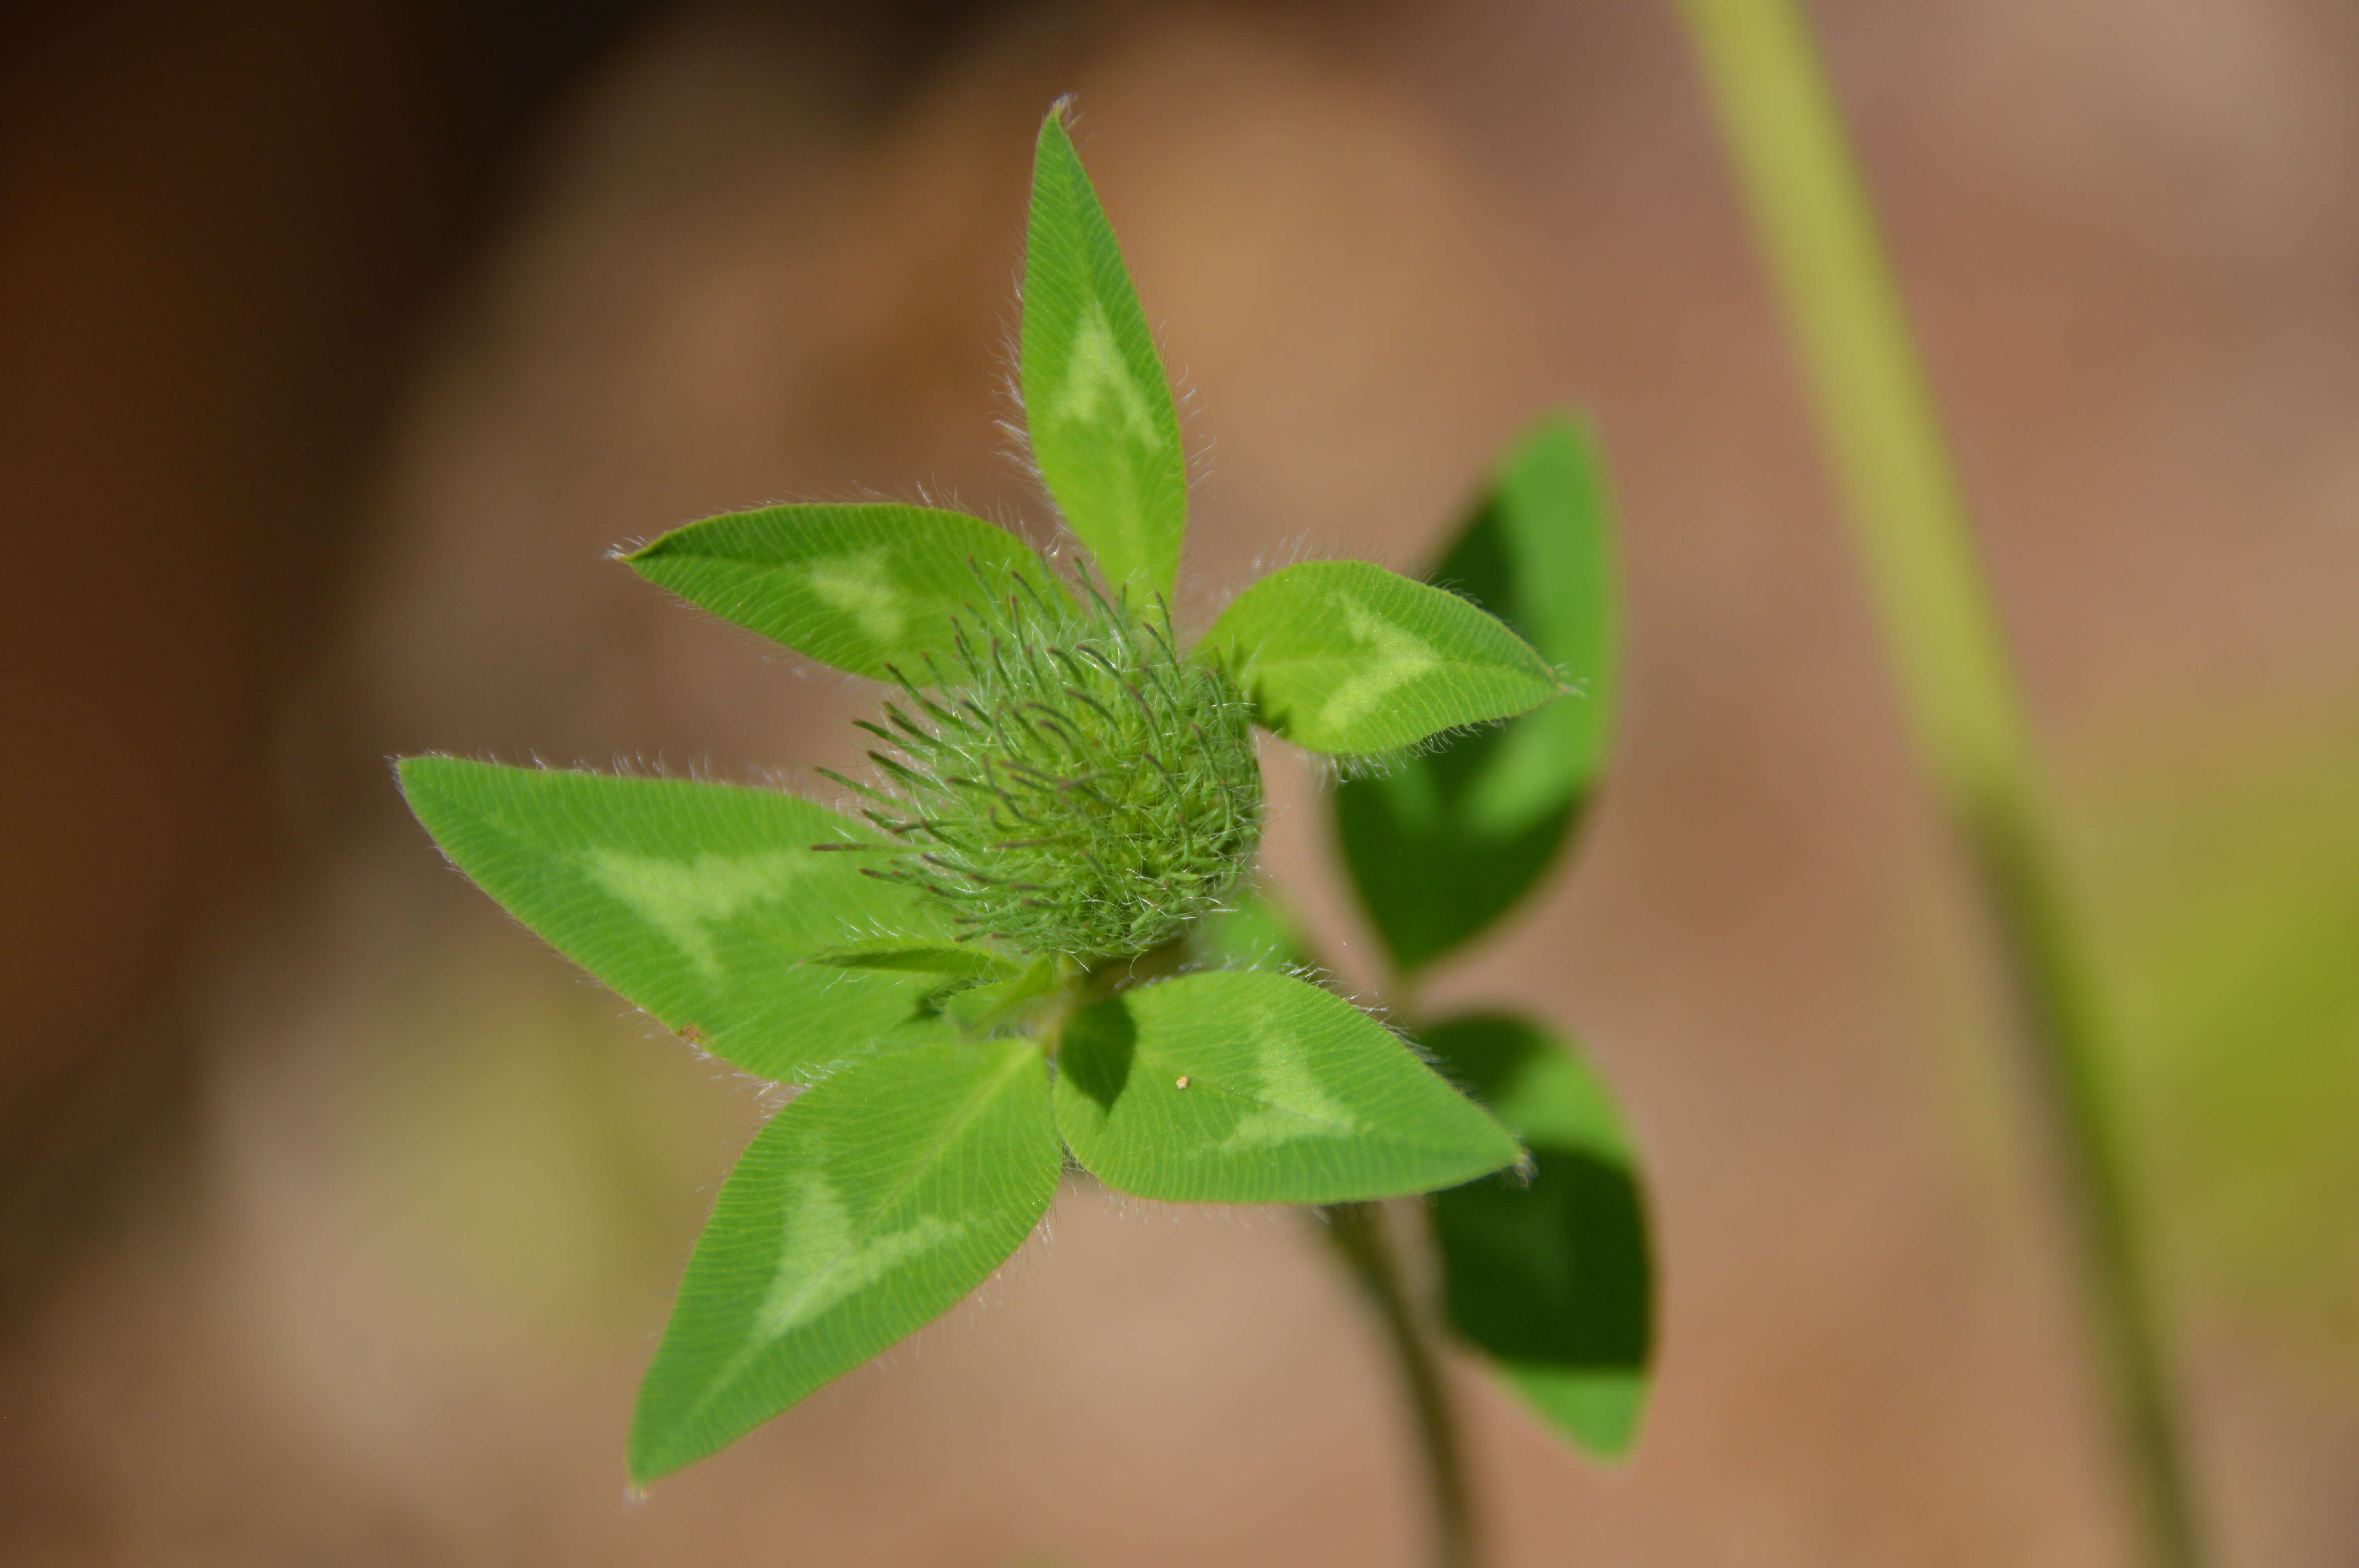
top-left (827, 564), bottom-right (1262, 960)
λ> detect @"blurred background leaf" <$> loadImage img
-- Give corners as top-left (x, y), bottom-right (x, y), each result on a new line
top-left (1422, 1013), bottom-right (1652, 1461)
top-left (1336, 416), bottom-right (1619, 978)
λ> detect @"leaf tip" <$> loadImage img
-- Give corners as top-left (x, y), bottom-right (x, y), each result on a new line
top-left (391, 752), bottom-right (445, 797)
top-left (1033, 96), bottom-right (1085, 176)
top-left (625, 1393), bottom-right (706, 1488)
top-left (622, 1437), bottom-right (671, 1490)
top-left (614, 529), bottom-right (680, 570)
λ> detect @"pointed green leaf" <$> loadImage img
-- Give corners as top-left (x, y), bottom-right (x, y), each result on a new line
top-left (628, 1037), bottom-right (1061, 1481)
top-left (398, 757), bottom-right (944, 1082)
top-left (1338, 415), bottom-right (1622, 973)
top-left (623, 503), bottom-right (1061, 681)
top-left (1198, 560), bottom-right (1561, 755)
top-left (1052, 969), bottom-right (1520, 1204)
top-left (1020, 103), bottom-right (1187, 604)
top-left (1423, 1013), bottom-right (1652, 1460)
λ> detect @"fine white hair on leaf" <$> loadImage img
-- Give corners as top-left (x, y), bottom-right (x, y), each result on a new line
top-left (1296, 707), bottom-right (1516, 789)
top-left (1197, 530), bottom-right (1353, 628)
top-left (1280, 958), bottom-right (1339, 991)
top-left (1159, 338), bottom-right (1212, 494)
top-left (990, 293), bottom-right (1041, 473)
top-left (1262, 530), bottom-right (1351, 575)
top-left (1388, 1021), bottom-right (1447, 1072)
top-left (1096, 1185), bottom-right (1187, 1229)
top-left (741, 761), bottom-right (798, 795)
top-left (1184, 429), bottom-right (1217, 498)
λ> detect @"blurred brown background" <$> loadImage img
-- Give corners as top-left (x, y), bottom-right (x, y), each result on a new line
top-left (4, 0), bottom-right (2355, 1562)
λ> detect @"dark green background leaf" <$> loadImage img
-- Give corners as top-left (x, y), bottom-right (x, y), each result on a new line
top-left (1198, 560), bottom-right (1561, 755)
top-left (1423, 1012), bottom-right (1651, 1460)
top-left (399, 759), bottom-right (945, 1082)
top-left (1052, 969), bottom-right (1521, 1204)
top-left (1337, 414), bottom-right (1621, 975)
top-left (628, 1038), bottom-right (1060, 1481)
top-left (1020, 104), bottom-right (1187, 605)
top-left (624, 503), bottom-right (1058, 681)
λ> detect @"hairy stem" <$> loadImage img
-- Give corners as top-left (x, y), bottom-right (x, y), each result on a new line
top-left (1323, 1201), bottom-right (1480, 1568)
top-left (1668, 3), bottom-right (2203, 1564)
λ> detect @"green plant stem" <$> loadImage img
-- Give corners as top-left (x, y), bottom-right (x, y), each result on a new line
top-left (1668, 4), bottom-right (2203, 1565)
top-left (1323, 1201), bottom-right (1481, 1568)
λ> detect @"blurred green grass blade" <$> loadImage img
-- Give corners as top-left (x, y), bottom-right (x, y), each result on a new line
top-left (1020, 102), bottom-right (1186, 605)
top-left (1422, 1012), bottom-right (1652, 1460)
top-left (1051, 969), bottom-right (1521, 1204)
top-left (1337, 415), bottom-right (1621, 977)
top-left (628, 1037), bottom-right (1060, 1481)
top-left (1672, 0), bottom-right (2019, 812)
top-left (1675, 4), bottom-right (2203, 1561)
top-left (1200, 560), bottom-right (1561, 755)
top-left (398, 758), bottom-right (945, 1082)
top-left (623, 503), bottom-right (1062, 681)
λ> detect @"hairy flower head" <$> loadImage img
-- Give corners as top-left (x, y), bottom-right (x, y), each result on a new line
top-left (822, 566), bottom-right (1262, 960)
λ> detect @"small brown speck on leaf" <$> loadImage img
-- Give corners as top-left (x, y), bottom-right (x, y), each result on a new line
top-left (1174, 1075), bottom-right (1190, 1089)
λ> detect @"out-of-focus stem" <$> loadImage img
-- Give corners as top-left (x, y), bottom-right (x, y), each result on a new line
top-left (1668, 4), bottom-right (2204, 1565)
top-left (1324, 1201), bottom-right (1480, 1568)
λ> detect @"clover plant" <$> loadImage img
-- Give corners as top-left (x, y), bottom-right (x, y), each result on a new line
top-left (398, 101), bottom-right (1652, 1507)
